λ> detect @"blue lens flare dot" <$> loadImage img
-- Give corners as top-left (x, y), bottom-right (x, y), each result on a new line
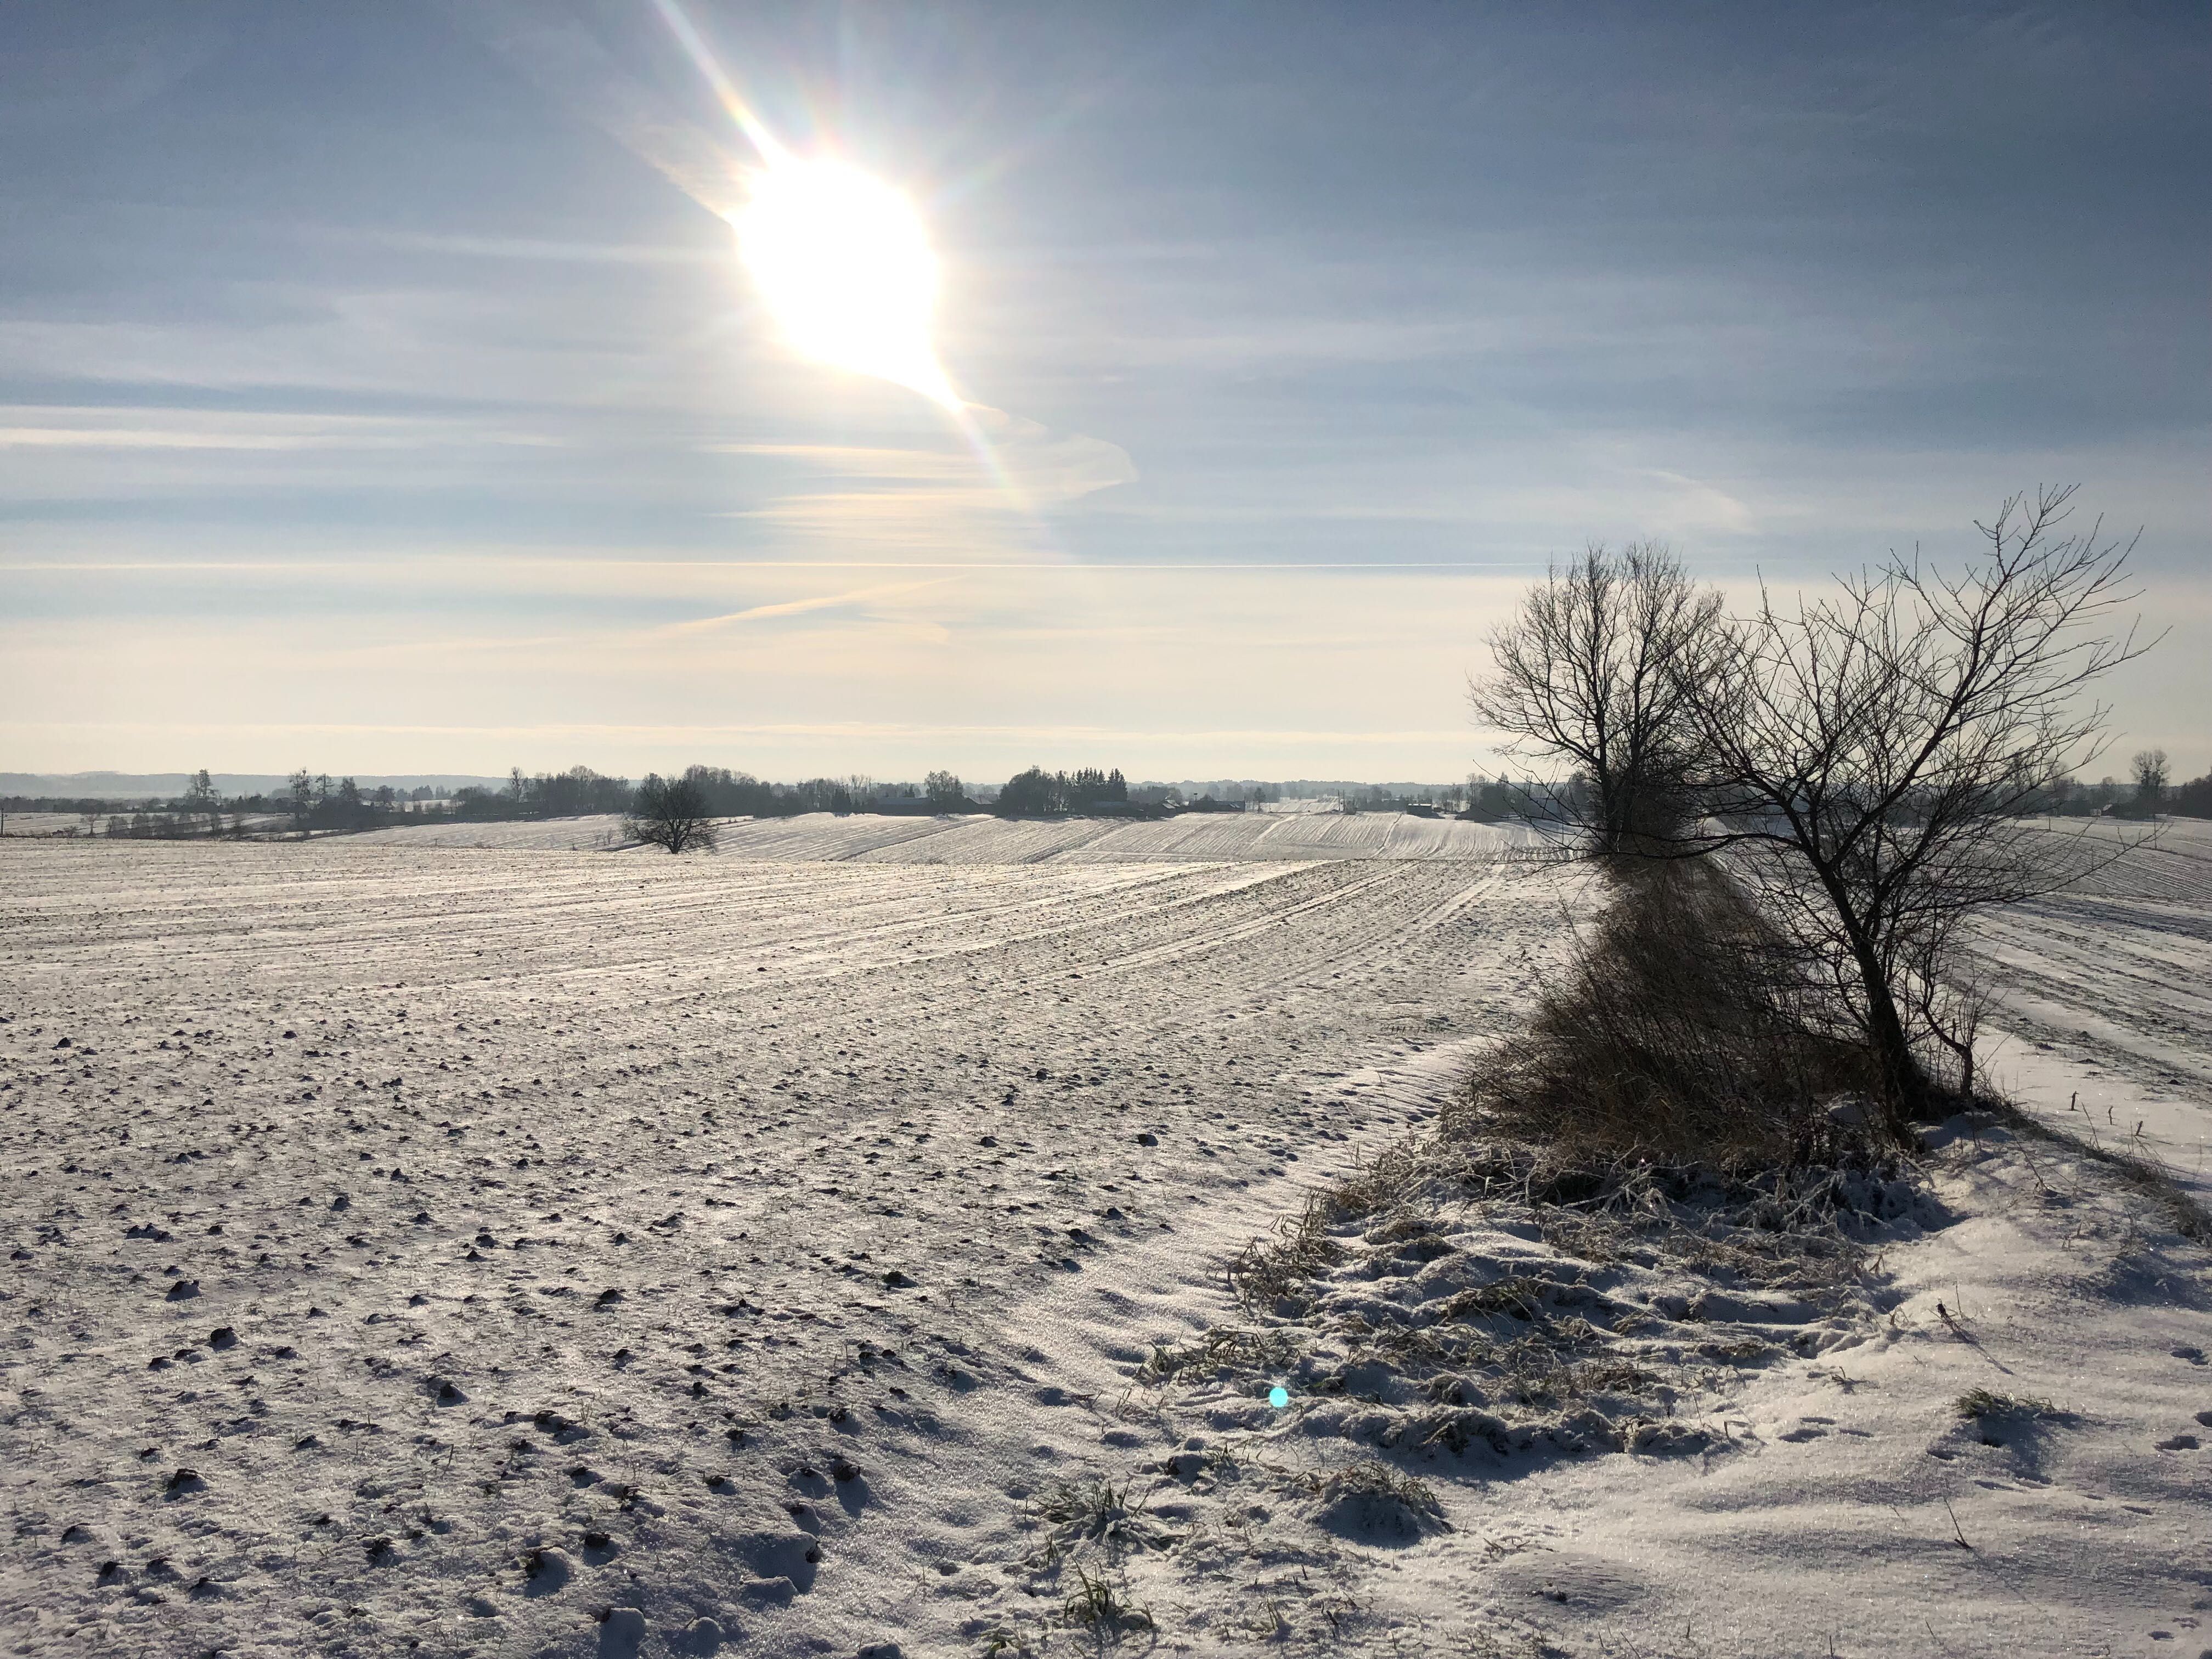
top-left (1268, 1385), bottom-right (1290, 1409)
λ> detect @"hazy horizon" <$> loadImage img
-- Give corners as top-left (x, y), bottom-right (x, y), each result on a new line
top-left (4, 3), bottom-right (2205, 780)
top-left (0, 768), bottom-right (1498, 802)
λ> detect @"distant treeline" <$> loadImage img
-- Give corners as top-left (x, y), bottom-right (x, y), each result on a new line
top-left (10, 757), bottom-right (2209, 837)
top-left (2022, 770), bottom-right (2211, 820)
top-left (678, 764), bottom-right (1137, 818)
top-left (670, 767), bottom-right (935, 818)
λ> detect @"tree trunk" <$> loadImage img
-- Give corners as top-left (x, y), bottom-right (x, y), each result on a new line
top-left (1846, 932), bottom-right (1930, 1141)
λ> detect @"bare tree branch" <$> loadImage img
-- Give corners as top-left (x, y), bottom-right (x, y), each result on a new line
top-left (1469, 542), bottom-right (1725, 856)
top-left (1677, 485), bottom-right (2159, 1135)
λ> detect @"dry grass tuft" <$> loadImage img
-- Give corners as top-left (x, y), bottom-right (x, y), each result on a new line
top-left (1034, 1476), bottom-right (1138, 1539)
top-left (1317, 1459), bottom-right (1443, 1513)
top-left (1330, 1136), bottom-right (1433, 1220)
top-left (1228, 1192), bottom-right (1342, 1311)
top-left (1954, 1388), bottom-right (2059, 1420)
top-left (1060, 1565), bottom-right (1154, 1637)
top-left (1304, 1459), bottom-right (1451, 1541)
top-left (1137, 1327), bottom-right (1296, 1384)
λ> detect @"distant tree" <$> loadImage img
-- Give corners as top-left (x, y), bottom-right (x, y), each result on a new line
top-left (2172, 770), bottom-right (2212, 821)
top-left (994, 765), bottom-right (1133, 815)
top-left (1065, 766), bottom-right (1126, 805)
top-left (183, 769), bottom-right (216, 809)
top-left (625, 774), bottom-right (718, 854)
top-left (680, 765), bottom-right (778, 817)
top-left (924, 769), bottom-right (966, 809)
top-left (2131, 748), bottom-right (2169, 808)
top-left (1459, 775), bottom-right (1525, 823)
top-left (525, 765), bottom-right (631, 816)
top-left (2036, 773), bottom-right (2080, 815)
top-left (1472, 541), bottom-right (1725, 856)
top-left (787, 777), bottom-right (856, 814)
top-left (997, 766), bottom-right (1063, 815)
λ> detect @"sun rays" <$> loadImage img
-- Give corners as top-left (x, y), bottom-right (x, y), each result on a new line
top-left (644, 0), bottom-right (962, 411)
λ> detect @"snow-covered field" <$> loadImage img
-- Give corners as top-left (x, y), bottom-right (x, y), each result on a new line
top-left (345, 809), bottom-right (1537, 862)
top-left (4, 832), bottom-right (2208, 1658)
top-left (1, 815), bottom-right (101, 839)
top-left (1970, 818), bottom-right (2212, 1211)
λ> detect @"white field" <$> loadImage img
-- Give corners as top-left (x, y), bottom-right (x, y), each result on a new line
top-left (1972, 817), bottom-right (2212, 1209)
top-left (3, 831), bottom-right (2209, 1658)
top-left (345, 808), bottom-right (1539, 861)
top-left (1, 815), bottom-right (103, 838)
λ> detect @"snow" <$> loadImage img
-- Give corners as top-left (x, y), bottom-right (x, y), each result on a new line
top-left (346, 809), bottom-right (1540, 862)
top-left (1972, 820), bottom-right (2212, 1208)
top-left (1, 815), bottom-right (103, 838)
top-left (3, 833), bottom-right (2208, 1657)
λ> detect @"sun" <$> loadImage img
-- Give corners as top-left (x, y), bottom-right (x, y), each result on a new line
top-left (733, 157), bottom-right (959, 409)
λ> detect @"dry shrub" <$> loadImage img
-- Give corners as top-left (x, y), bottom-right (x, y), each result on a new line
top-left (1448, 860), bottom-right (1874, 1164)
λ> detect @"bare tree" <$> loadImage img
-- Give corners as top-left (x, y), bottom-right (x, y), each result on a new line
top-left (625, 774), bottom-right (718, 854)
top-left (924, 769), bottom-right (965, 810)
top-left (1470, 542), bottom-right (1725, 855)
top-left (1679, 486), bottom-right (2153, 1136)
top-left (2131, 747), bottom-right (2169, 808)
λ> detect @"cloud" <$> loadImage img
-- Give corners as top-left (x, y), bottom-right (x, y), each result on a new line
top-left (714, 412), bottom-right (1136, 559)
top-left (1630, 467), bottom-right (1757, 535)
top-left (659, 578), bottom-right (949, 633)
top-left (313, 227), bottom-right (729, 268)
top-left (0, 406), bottom-right (561, 453)
top-left (0, 717), bottom-right (1475, 747)
top-left (716, 414), bottom-right (1135, 503)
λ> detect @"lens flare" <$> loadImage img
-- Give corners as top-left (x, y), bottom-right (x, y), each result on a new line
top-left (733, 157), bottom-right (958, 409)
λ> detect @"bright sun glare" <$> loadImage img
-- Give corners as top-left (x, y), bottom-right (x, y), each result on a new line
top-left (733, 157), bottom-right (959, 409)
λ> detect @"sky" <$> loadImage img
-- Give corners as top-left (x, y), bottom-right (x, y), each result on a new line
top-left (2, 1), bottom-right (2205, 785)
